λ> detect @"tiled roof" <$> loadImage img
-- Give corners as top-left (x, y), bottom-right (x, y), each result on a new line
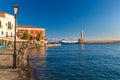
top-left (0, 12), bottom-right (13, 18)
top-left (0, 12), bottom-right (5, 18)
top-left (17, 25), bottom-right (45, 30)
top-left (17, 25), bottom-right (37, 28)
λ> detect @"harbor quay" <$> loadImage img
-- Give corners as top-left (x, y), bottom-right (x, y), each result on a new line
top-left (79, 40), bottom-right (120, 44)
top-left (0, 40), bottom-right (61, 80)
top-left (78, 31), bottom-right (120, 44)
top-left (0, 42), bottom-right (34, 80)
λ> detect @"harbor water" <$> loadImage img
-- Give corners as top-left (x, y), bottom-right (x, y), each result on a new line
top-left (29, 44), bottom-right (120, 80)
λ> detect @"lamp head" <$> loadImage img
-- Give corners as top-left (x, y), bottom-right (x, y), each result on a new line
top-left (13, 5), bottom-right (19, 15)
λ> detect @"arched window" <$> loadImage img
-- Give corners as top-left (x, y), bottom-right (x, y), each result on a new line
top-left (6, 32), bottom-right (8, 37)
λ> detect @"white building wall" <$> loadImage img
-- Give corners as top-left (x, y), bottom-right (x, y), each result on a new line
top-left (0, 13), bottom-right (15, 38)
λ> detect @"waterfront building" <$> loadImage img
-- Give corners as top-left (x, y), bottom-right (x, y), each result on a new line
top-left (17, 26), bottom-right (45, 42)
top-left (79, 30), bottom-right (85, 43)
top-left (0, 12), bottom-right (15, 38)
top-left (0, 12), bottom-right (45, 44)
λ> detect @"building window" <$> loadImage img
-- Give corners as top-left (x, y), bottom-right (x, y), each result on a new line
top-left (1, 31), bottom-right (3, 35)
top-left (8, 22), bottom-right (12, 29)
top-left (11, 32), bottom-right (13, 37)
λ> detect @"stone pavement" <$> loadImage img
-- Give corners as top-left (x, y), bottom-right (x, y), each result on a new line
top-left (0, 49), bottom-right (25, 80)
top-left (0, 69), bottom-right (23, 80)
top-left (0, 55), bottom-right (13, 67)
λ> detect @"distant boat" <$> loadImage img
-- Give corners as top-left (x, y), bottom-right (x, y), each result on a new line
top-left (61, 39), bottom-right (78, 43)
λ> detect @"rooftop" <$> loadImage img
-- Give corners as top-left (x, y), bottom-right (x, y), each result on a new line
top-left (17, 25), bottom-right (36, 28)
top-left (0, 12), bottom-right (13, 18)
top-left (17, 25), bottom-right (44, 30)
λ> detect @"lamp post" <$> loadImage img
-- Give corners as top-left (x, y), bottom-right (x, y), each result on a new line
top-left (13, 5), bottom-right (18, 68)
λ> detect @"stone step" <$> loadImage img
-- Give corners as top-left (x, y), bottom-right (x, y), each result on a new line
top-left (0, 69), bottom-right (23, 80)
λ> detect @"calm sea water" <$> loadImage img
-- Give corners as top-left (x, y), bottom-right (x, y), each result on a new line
top-left (29, 44), bottom-right (120, 80)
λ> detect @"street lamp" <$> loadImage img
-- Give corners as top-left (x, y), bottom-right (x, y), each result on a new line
top-left (13, 5), bottom-right (18, 68)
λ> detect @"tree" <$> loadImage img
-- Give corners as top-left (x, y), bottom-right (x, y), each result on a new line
top-left (23, 32), bottom-right (31, 40)
top-left (36, 32), bottom-right (41, 41)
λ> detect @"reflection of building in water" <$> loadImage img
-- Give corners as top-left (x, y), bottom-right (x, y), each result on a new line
top-left (80, 44), bottom-right (84, 50)
top-left (29, 47), bottom-right (46, 58)
top-left (80, 50), bottom-right (86, 65)
top-left (29, 47), bottom-right (46, 68)
top-left (29, 48), bottom-right (37, 58)
top-left (38, 47), bottom-right (46, 57)
top-left (79, 44), bottom-right (85, 65)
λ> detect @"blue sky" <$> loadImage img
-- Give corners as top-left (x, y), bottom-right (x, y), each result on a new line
top-left (1, 0), bottom-right (120, 40)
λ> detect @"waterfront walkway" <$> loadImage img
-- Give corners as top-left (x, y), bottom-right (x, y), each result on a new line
top-left (0, 69), bottom-right (23, 80)
top-left (0, 48), bottom-right (31, 80)
top-left (0, 42), bottom-right (54, 80)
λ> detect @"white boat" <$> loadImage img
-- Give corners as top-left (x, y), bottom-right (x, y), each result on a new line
top-left (61, 39), bottom-right (78, 43)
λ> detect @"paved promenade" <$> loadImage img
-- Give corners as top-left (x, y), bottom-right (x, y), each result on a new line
top-left (0, 69), bottom-right (23, 80)
top-left (0, 48), bottom-right (31, 80)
